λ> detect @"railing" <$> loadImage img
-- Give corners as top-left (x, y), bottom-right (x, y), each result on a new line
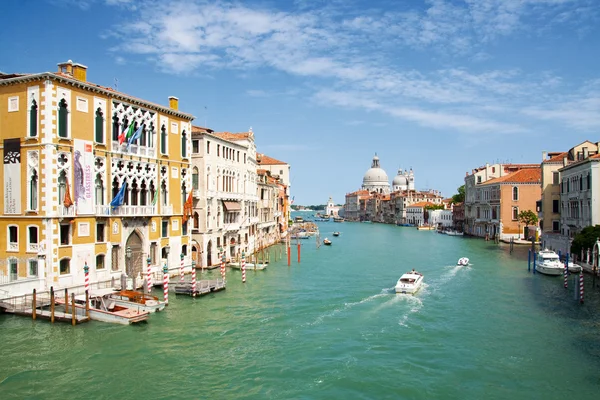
top-left (193, 190), bottom-right (201, 199)
top-left (219, 192), bottom-right (243, 201)
top-left (58, 205), bottom-right (76, 217)
top-left (111, 205), bottom-right (156, 216)
top-left (27, 243), bottom-right (39, 252)
top-left (111, 142), bottom-right (156, 158)
top-left (8, 242), bottom-right (18, 251)
top-left (161, 205), bottom-right (173, 215)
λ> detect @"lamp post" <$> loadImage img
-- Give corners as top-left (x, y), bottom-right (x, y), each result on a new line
top-left (126, 246), bottom-right (133, 289)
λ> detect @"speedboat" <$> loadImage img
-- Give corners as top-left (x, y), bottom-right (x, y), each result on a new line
top-left (446, 231), bottom-right (464, 236)
top-left (395, 270), bottom-right (424, 294)
top-left (323, 238), bottom-right (332, 245)
top-left (108, 290), bottom-right (166, 312)
top-left (567, 262), bottom-right (582, 273)
top-left (535, 249), bottom-right (564, 276)
top-left (457, 257), bottom-right (469, 266)
top-left (333, 232), bottom-right (340, 237)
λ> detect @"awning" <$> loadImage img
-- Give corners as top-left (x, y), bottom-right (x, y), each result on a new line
top-left (222, 201), bottom-right (241, 211)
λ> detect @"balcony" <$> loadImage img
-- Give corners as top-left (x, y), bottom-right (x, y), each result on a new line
top-left (111, 142), bottom-right (156, 158)
top-left (27, 243), bottom-right (39, 253)
top-left (95, 205), bottom-right (157, 216)
top-left (161, 205), bottom-right (173, 215)
top-left (225, 222), bottom-right (241, 232)
top-left (219, 192), bottom-right (243, 201)
top-left (58, 205), bottom-right (77, 217)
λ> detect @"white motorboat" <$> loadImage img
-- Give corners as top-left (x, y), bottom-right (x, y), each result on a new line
top-left (457, 257), bottom-right (469, 266)
top-left (228, 262), bottom-right (268, 270)
top-left (535, 249), bottom-right (564, 276)
top-left (58, 289), bottom-right (150, 325)
top-left (567, 262), bottom-right (582, 273)
top-left (395, 270), bottom-right (424, 294)
top-left (446, 231), bottom-right (464, 236)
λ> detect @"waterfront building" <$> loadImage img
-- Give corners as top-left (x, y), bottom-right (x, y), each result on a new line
top-left (392, 189), bottom-right (443, 225)
top-left (452, 203), bottom-right (465, 231)
top-left (406, 202), bottom-right (433, 226)
top-left (464, 163), bottom-right (538, 237)
top-left (344, 190), bottom-right (369, 221)
top-left (475, 168), bottom-right (541, 239)
top-left (190, 127), bottom-right (259, 267)
top-left (256, 169), bottom-right (286, 250)
top-left (0, 60), bottom-right (194, 296)
top-left (429, 209), bottom-right (453, 228)
top-left (325, 197), bottom-right (340, 217)
top-left (362, 154), bottom-right (390, 194)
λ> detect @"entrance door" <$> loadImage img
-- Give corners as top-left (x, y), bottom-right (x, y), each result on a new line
top-left (125, 231), bottom-right (144, 278)
top-left (207, 240), bottom-right (212, 267)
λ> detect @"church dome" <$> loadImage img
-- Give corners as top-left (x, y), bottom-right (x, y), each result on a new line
top-left (362, 154), bottom-right (389, 186)
top-left (392, 173), bottom-right (408, 186)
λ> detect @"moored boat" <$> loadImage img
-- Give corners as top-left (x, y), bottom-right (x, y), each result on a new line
top-left (446, 230), bottom-right (464, 236)
top-left (228, 262), bottom-right (268, 270)
top-left (535, 249), bottom-right (564, 276)
top-left (568, 261), bottom-right (582, 273)
top-left (333, 232), bottom-right (340, 237)
top-left (395, 270), bottom-right (424, 294)
top-left (323, 238), bottom-right (332, 245)
top-left (108, 290), bottom-right (166, 312)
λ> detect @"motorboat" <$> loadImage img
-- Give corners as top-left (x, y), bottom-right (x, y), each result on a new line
top-left (395, 270), bottom-right (424, 294)
top-left (446, 230), bottom-right (464, 236)
top-left (567, 262), bottom-right (582, 273)
top-left (333, 232), bottom-right (340, 237)
top-left (108, 290), bottom-right (166, 312)
top-left (228, 262), bottom-right (268, 270)
top-left (457, 257), bottom-right (469, 266)
top-left (57, 288), bottom-right (150, 325)
top-left (333, 217), bottom-right (345, 223)
top-left (535, 249), bottom-right (564, 276)
top-left (323, 238), bottom-right (332, 245)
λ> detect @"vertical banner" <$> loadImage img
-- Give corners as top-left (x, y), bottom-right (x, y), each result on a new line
top-left (3, 138), bottom-right (21, 214)
top-left (73, 139), bottom-right (94, 214)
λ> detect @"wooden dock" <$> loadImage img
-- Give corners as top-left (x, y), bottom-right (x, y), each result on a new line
top-left (174, 279), bottom-right (226, 297)
top-left (0, 289), bottom-right (90, 325)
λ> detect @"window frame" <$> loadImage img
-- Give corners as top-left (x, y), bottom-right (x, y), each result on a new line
top-left (8, 225), bottom-right (18, 252)
top-left (59, 258), bottom-right (71, 275)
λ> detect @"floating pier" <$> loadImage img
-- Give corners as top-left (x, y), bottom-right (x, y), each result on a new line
top-left (174, 279), bottom-right (226, 297)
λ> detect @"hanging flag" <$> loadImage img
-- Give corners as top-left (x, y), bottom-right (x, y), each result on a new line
top-left (127, 124), bottom-right (144, 148)
top-left (118, 123), bottom-right (134, 145)
top-left (63, 177), bottom-right (74, 208)
top-left (151, 190), bottom-right (158, 206)
top-left (110, 182), bottom-right (128, 210)
top-left (182, 192), bottom-right (193, 223)
top-left (290, 196), bottom-right (295, 205)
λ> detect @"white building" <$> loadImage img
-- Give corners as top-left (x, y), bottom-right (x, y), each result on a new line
top-left (362, 154), bottom-right (390, 194)
top-left (429, 209), bottom-right (454, 228)
top-left (392, 168), bottom-right (415, 191)
top-left (325, 197), bottom-right (340, 217)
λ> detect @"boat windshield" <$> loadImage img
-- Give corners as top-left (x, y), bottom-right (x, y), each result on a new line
top-left (401, 278), bottom-right (415, 283)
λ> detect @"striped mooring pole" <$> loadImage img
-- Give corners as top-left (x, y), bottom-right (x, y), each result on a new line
top-left (191, 261), bottom-right (197, 295)
top-left (241, 251), bottom-right (246, 283)
top-left (83, 262), bottom-right (90, 293)
top-left (580, 272), bottom-right (584, 304)
top-left (180, 253), bottom-right (185, 283)
top-left (221, 251), bottom-right (226, 280)
top-left (564, 257), bottom-right (568, 288)
top-left (147, 257), bottom-right (152, 294)
top-left (163, 263), bottom-right (169, 305)
top-left (533, 251), bottom-right (537, 274)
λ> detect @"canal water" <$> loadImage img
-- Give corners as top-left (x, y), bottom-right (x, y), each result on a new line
top-left (2, 218), bottom-right (600, 399)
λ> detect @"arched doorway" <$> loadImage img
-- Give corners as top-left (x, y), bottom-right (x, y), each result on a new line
top-left (125, 231), bottom-right (144, 278)
top-left (206, 240), bottom-right (212, 267)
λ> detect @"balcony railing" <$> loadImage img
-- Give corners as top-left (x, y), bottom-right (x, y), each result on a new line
top-left (219, 192), bottom-right (243, 201)
top-left (193, 190), bottom-right (201, 199)
top-left (58, 205), bottom-right (77, 217)
top-left (111, 205), bottom-right (157, 216)
top-left (111, 142), bottom-right (156, 158)
top-left (27, 243), bottom-right (39, 253)
top-left (161, 205), bottom-right (173, 215)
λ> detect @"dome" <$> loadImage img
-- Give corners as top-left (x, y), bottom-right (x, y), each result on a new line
top-left (363, 167), bottom-right (389, 184)
top-left (393, 174), bottom-right (408, 186)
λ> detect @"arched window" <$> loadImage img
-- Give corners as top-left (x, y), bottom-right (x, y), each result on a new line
top-left (58, 99), bottom-right (68, 138)
top-left (58, 170), bottom-right (67, 206)
top-left (29, 170), bottom-right (38, 211)
top-left (95, 107), bottom-right (104, 143)
top-left (192, 167), bottom-right (199, 190)
top-left (140, 181), bottom-right (148, 206)
top-left (140, 125), bottom-right (147, 147)
top-left (182, 183), bottom-right (187, 210)
top-left (131, 179), bottom-right (139, 206)
top-left (160, 125), bottom-right (167, 154)
top-left (512, 186), bottom-right (518, 201)
top-left (181, 130), bottom-right (187, 158)
top-left (29, 100), bottom-right (38, 137)
top-left (95, 174), bottom-right (104, 205)
top-left (27, 225), bottom-right (38, 252)
top-left (112, 113), bottom-right (120, 141)
top-left (161, 181), bottom-right (168, 206)
top-left (59, 258), bottom-right (71, 275)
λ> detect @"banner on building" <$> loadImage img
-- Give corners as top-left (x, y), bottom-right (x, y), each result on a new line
top-left (3, 138), bottom-right (21, 214)
top-left (74, 139), bottom-right (95, 214)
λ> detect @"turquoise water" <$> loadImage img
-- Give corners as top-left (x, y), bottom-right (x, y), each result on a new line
top-left (2, 219), bottom-right (600, 399)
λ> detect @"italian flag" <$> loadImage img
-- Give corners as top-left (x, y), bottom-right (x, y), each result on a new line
top-left (118, 123), bottom-right (134, 145)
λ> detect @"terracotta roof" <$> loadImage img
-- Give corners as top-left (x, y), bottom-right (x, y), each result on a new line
top-left (590, 154), bottom-right (600, 159)
top-left (257, 169), bottom-right (267, 175)
top-left (480, 167), bottom-right (541, 185)
top-left (544, 152), bottom-right (568, 163)
top-left (212, 131), bottom-right (252, 141)
top-left (408, 201), bottom-right (434, 208)
top-left (192, 125), bottom-right (213, 134)
top-left (257, 153), bottom-right (287, 165)
top-left (346, 190), bottom-right (370, 196)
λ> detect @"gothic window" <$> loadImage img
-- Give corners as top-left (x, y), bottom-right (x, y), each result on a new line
top-left (131, 179), bottom-right (139, 206)
top-left (181, 130), bottom-right (187, 158)
top-left (29, 170), bottom-right (38, 211)
top-left (148, 122), bottom-right (154, 148)
top-left (150, 181), bottom-right (157, 206)
top-left (193, 212), bottom-right (199, 230)
top-left (58, 170), bottom-right (67, 206)
top-left (140, 181), bottom-right (148, 206)
top-left (95, 107), bottom-right (104, 143)
top-left (161, 181), bottom-right (168, 206)
top-left (95, 174), bottom-right (105, 205)
top-left (112, 113), bottom-right (120, 141)
top-left (58, 99), bottom-right (68, 138)
top-left (160, 125), bottom-right (167, 154)
top-left (29, 100), bottom-right (38, 137)
top-left (140, 125), bottom-right (147, 147)
top-left (192, 167), bottom-right (199, 190)
top-left (182, 183), bottom-right (187, 210)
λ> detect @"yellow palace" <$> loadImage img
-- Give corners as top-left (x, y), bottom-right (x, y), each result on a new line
top-left (0, 60), bottom-right (195, 296)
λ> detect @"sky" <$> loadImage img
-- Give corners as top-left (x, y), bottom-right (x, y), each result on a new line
top-left (1, 0), bottom-right (599, 205)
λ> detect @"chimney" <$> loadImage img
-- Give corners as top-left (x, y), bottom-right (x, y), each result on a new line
top-left (168, 96), bottom-right (179, 110)
top-left (563, 156), bottom-right (568, 167)
top-left (72, 63), bottom-right (88, 82)
top-left (583, 147), bottom-right (589, 159)
top-left (542, 151), bottom-right (547, 161)
top-left (57, 60), bottom-right (74, 76)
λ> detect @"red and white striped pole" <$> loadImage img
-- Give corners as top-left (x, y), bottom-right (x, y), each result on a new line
top-left (83, 262), bottom-right (90, 293)
top-left (162, 264), bottom-right (169, 305)
top-left (220, 250), bottom-right (226, 280)
top-left (191, 261), bottom-right (197, 295)
top-left (180, 253), bottom-right (185, 283)
top-left (580, 272), bottom-right (584, 304)
top-left (146, 257), bottom-right (152, 294)
top-left (564, 262), bottom-right (568, 288)
top-left (241, 251), bottom-right (246, 283)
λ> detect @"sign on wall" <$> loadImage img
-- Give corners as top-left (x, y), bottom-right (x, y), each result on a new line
top-left (74, 139), bottom-right (95, 214)
top-left (3, 138), bottom-right (21, 214)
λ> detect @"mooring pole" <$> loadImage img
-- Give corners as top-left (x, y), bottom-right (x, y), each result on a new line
top-left (533, 252), bottom-right (537, 274)
top-left (50, 287), bottom-right (55, 324)
top-left (85, 291), bottom-right (90, 319)
top-left (71, 293), bottom-right (76, 326)
top-left (528, 249), bottom-right (531, 272)
top-left (32, 289), bottom-right (37, 321)
top-left (64, 288), bottom-right (69, 313)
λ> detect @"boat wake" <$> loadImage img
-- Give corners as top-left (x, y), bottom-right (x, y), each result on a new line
top-left (303, 292), bottom-right (388, 327)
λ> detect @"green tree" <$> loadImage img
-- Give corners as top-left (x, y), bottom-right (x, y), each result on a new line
top-left (571, 225), bottom-right (600, 256)
top-left (517, 210), bottom-right (539, 239)
top-left (452, 185), bottom-right (465, 204)
top-left (424, 204), bottom-right (445, 210)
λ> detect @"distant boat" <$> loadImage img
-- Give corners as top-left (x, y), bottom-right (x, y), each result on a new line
top-left (333, 232), bottom-right (340, 237)
top-left (323, 238), bottom-right (332, 245)
top-left (333, 217), bottom-right (345, 223)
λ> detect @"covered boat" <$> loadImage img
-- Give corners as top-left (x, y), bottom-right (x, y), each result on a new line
top-left (108, 290), bottom-right (166, 312)
top-left (323, 238), bottom-right (332, 245)
top-left (535, 249), bottom-right (564, 276)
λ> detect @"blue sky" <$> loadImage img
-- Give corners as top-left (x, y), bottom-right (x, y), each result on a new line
top-left (2, 0), bottom-right (599, 205)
